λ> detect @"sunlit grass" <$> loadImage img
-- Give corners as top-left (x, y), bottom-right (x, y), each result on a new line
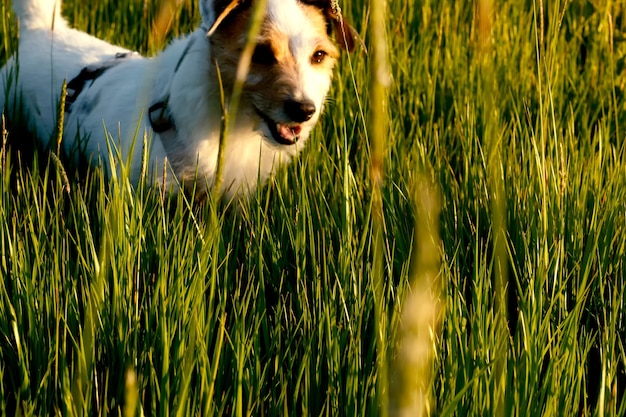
top-left (1, 0), bottom-right (625, 416)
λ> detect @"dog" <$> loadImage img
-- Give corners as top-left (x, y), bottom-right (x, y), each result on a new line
top-left (0, 0), bottom-right (358, 198)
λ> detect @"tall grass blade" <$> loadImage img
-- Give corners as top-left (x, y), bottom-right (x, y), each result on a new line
top-left (368, 0), bottom-right (391, 414)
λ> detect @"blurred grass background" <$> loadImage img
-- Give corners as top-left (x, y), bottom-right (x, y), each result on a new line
top-left (1, 0), bottom-right (626, 415)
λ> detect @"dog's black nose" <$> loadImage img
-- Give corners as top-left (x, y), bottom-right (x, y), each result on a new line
top-left (285, 99), bottom-right (316, 123)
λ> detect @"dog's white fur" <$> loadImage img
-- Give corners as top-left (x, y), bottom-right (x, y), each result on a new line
top-left (0, 0), bottom-right (346, 198)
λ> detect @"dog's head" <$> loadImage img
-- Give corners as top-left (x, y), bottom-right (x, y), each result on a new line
top-left (201, 0), bottom-right (359, 147)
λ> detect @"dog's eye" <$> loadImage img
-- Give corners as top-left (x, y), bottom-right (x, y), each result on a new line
top-left (252, 44), bottom-right (277, 66)
top-left (312, 50), bottom-right (328, 64)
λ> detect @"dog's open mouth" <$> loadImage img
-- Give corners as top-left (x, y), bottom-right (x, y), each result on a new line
top-left (256, 110), bottom-right (302, 146)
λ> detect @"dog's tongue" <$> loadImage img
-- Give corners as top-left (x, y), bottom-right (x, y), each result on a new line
top-left (277, 123), bottom-right (301, 144)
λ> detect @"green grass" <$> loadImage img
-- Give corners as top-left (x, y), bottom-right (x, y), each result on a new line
top-left (1, 0), bottom-right (626, 415)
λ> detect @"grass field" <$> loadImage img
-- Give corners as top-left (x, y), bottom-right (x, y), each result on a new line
top-left (1, 0), bottom-right (626, 415)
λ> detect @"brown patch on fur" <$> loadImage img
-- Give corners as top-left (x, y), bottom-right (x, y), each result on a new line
top-left (298, 0), bottom-right (363, 52)
top-left (299, 3), bottom-right (340, 58)
top-left (208, 7), bottom-right (252, 90)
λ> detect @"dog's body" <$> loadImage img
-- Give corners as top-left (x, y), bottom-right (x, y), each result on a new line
top-left (1, 0), bottom-right (356, 197)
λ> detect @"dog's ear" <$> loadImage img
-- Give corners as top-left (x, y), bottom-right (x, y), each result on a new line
top-left (199, 0), bottom-right (217, 29)
top-left (201, 0), bottom-right (252, 35)
top-left (299, 0), bottom-right (364, 52)
top-left (330, 15), bottom-right (363, 53)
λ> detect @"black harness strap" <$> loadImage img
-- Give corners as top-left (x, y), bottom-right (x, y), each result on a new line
top-left (148, 36), bottom-right (197, 136)
top-left (148, 101), bottom-right (173, 133)
top-left (65, 52), bottom-right (137, 113)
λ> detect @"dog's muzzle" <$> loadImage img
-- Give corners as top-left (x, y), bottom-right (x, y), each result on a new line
top-left (256, 98), bottom-right (316, 146)
top-left (284, 99), bottom-right (316, 123)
